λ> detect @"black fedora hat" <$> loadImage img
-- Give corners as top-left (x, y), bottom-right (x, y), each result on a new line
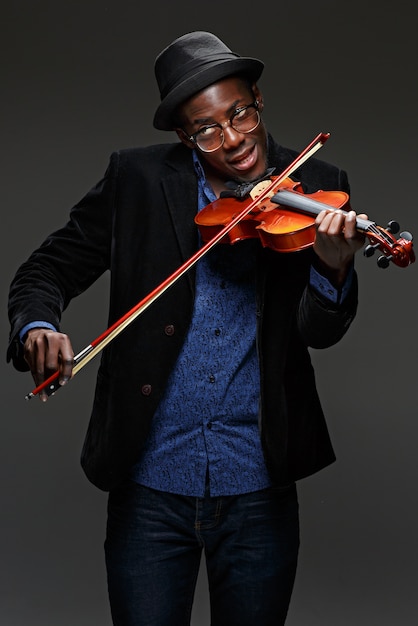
top-left (153, 31), bottom-right (264, 131)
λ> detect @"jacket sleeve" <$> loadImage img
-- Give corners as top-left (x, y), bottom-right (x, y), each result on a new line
top-left (297, 269), bottom-right (358, 349)
top-left (7, 153), bottom-right (118, 371)
top-left (295, 165), bottom-right (358, 348)
top-left (259, 243), bottom-right (358, 353)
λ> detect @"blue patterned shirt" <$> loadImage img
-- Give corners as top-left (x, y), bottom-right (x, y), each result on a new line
top-left (131, 153), bottom-right (273, 497)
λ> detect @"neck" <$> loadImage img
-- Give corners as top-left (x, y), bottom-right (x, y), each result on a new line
top-left (206, 173), bottom-right (231, 198)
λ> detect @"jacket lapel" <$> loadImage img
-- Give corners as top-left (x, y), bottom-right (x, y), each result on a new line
top-left (161, 147), bottom-right (200, 290)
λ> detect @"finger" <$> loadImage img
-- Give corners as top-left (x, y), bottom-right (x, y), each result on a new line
top-left (57, 355), bottom-right (75, 386)
top-left (316, 209), bottom-right (345, 236)
top-left (342, 210), bottom-right (358, 238)
top-left (24, 333), bottom-right (50, 402)
top-left (43, 333), bottom-right (74, 385)
top-left (25, 333), bottom-right (48, 385)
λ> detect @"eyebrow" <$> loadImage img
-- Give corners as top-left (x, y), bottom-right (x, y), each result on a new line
top-left (192, 99), bottom-right (243, 126)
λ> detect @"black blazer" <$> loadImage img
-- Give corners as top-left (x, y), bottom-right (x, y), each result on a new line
top-left (7, 135), bottom-right (358, 491)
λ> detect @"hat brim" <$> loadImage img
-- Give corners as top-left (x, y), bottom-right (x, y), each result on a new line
top-left (153, 57), bottom-right (264, 131)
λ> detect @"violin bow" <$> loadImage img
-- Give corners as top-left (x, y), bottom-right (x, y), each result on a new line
top-left (25, 131), bottom-right (330, 400)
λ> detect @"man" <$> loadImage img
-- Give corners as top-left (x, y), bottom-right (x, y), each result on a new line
top-left (7, 31), bottom-right (366, 625)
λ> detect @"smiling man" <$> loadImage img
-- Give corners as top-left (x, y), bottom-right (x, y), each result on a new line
top-left (8, 31), bottom-right (366, 626)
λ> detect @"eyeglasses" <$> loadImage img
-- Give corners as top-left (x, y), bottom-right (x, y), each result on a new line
top-left (186, 101), bottom-right (261, 153)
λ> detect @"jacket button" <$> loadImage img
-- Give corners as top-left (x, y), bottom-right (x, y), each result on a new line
top-left (141, 384), bottom-right (152, 396)
top-left (164, 324), bottom-right (175, 336)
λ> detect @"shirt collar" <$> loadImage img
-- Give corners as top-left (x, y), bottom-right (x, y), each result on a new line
top-left (192, 150), bottom-right (217, 206)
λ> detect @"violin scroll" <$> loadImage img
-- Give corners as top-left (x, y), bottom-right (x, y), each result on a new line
top-left (363, 222), bottom-right (415, 269)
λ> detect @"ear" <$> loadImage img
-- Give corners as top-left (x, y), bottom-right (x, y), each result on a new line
top-left (175, 128), bottom-right (194, 149)
top-left (252, 84), bottom-right (264, 112)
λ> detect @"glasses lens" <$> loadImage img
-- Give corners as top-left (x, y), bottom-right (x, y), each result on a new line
top-left (193, 104), bottom-right (260, 152)
top-left (231, 106), bottom-right (260, 133)
top-left (195, 126), bottom-right (223, 152)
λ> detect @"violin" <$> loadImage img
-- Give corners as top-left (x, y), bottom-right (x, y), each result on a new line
top-left (195, 175), bottom-right (415, 269)
top-left (24, 132), bottom-right (414, 401)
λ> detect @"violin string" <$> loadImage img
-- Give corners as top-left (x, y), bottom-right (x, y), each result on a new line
top-left (366, 224), bottom-right (395, 247)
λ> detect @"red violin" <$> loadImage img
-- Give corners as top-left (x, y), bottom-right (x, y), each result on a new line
top-left (195, 175), bottom-right (415, 269)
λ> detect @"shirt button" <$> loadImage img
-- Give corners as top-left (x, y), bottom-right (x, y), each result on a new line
top-left (214, 328), bottom-right (221, 336)
top-left (141, 384), bottom-right (152, 396)
top-left (209, 374), bottom-right (215, 383)
top-left (164, 324), bottom-right (175, 336)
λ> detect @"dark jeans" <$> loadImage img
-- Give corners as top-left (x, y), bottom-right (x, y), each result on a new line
top-left (105, 480), bottom-right (299, 626)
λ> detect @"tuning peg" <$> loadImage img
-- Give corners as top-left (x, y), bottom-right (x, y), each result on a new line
top-left (400, 230), bottom-right (413, 241)
top-left (386, 220), bottom-right (400, 234)
top-left (377, 254), bottom-right (391, 268)
top-left (364, 244), bottom-right (391, 266)
top-left (364, 243), bottom-right (378, 257)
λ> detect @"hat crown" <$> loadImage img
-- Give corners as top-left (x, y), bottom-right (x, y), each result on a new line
top-left (155, 32), bottom-right (239, 100)
top-left (153, 31), bottom-right (264, 130)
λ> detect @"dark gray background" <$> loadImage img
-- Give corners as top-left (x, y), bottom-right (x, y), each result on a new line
top-left (2, 1), bottom-right (417, 624)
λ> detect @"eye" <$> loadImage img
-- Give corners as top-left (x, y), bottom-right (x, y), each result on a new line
top-left (197, 125), bottom-right (219, 138)
top-left (233, 106), bottom-right (251, 121)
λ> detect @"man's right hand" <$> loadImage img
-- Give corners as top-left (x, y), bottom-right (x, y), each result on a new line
top-left (23, 328), bottom-right (75, 402)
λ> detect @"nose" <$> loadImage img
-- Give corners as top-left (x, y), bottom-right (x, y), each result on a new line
top-left (222, 121), bottom-right (244, 148)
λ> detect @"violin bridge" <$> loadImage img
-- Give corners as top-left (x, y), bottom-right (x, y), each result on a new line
top-left (249, 179), bottom-right (272, 200)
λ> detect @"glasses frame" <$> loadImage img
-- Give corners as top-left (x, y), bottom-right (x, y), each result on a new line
top-left (186, 101), bottom-right (261, 153)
